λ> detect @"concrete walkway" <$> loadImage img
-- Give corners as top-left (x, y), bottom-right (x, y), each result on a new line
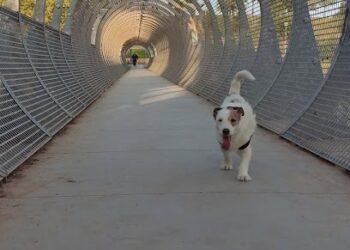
top-left (1, 69), bottom-right (350, 250)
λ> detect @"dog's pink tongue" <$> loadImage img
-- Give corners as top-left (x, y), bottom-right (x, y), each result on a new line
top-left (222, 136), bottom-right (231, 150)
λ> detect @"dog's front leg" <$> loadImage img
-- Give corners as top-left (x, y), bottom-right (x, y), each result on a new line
top-left (237, 146), bottom-right (252, 182)
top-left (221, 149), bottom-right (233, 170)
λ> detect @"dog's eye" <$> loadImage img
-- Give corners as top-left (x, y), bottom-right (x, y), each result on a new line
top-left (218, 119), bottom-right (223, 122)
top-left (231, 119), bottom-right (236, 123)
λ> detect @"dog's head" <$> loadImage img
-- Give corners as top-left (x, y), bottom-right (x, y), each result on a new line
top-left (213, 106), bottom-right (245, 149)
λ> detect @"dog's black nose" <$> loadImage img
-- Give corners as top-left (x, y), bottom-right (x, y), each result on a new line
top-left (223, 129), bottom-right (230, 135)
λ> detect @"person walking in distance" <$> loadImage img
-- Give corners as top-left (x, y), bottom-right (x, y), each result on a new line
top-left (131, 53), bottom-right (139, 66)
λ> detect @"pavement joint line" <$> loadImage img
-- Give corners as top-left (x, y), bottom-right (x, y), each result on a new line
top-left (44, 148), bottom-right (219, 155)
top-left (70, 128), bottom-right (215, 132)
top-left (42, 149), bottom-right (292, 155)
top-left (2, 191), bottom-right (350, 201)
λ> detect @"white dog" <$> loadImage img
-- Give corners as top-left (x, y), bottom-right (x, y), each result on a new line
top-left (213, 70), bottom-right (257, 182)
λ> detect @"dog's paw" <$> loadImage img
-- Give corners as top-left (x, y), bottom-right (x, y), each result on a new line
top-left (221, 164), bottom-right (233, 171)
top-left (237, 174), bottom-right (252, 182)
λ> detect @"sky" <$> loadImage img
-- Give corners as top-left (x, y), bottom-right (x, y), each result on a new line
top-left (204, 0), bottom-right (343, 18)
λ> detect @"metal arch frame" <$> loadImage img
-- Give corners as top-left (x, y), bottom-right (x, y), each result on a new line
top-left (254, 0), bottom-right (324, 133)
top-left (0, 6), bottom-right (53, 137)
top-left (0, 2), bottom-right (49, 178)
top-left (176, 1), bottom-right (206, 87)
top-left (18, 16), bottom-right (74, 119)
top-left (190, 0), bottom-right (236, 101)
top-left (51, 0), bottom-right (104, 102)
top-left (69, 0), bottom-right (116, 95)
top-left (97, 0), bottom-right (189, 43)
top-left (242, 0), bottom-right (282, 108)
top-left (279, 0), bottom-right (350, 169)
top-left (95, 2), bottom-right (188, 71)
top-left (196, 0), bottom-right (238, 96)
top-left (191, 0), bottom-right (226, 97)
top-left (184, 1), bottom-right (214, 93)
top-left (251, 0), bottom-right (293, 108)
top-left (58, 31), bottom-right (98, 100)
top-left (87, 2), bottom-right (196, 84)
top-left (204, 0), bottom-right (257, 104)
top-left (203, 0), bottom-right (223, 46)
top-left (0, 74), bottom-right (52, 137)
top-left (86, 0), bottom-right (118, 81)
top-left (147, 14), bottom-right (189, 73)
top-left (165, 18), bottom-right (201, 83)
top-left (280, 0), bottom-right (350, 135)
top-left (43, 25), bottom-right (89, 107)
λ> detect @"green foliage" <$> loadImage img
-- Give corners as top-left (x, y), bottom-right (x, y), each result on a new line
top-left (217, 15), bottom-right (225, 37)
top-left (45, 0), bottom-right (70, 27)
top-left (128, 46), bottom-right (150, 59)
top-left (271, 0), bottom-right (293, 42)
top-left (227, 0), bottom-right (236, 12)
top-left (212, 0), bottom-right (344, 72)
top-left (247, 15), bottom-right (261, 49)
top-left (312, 13), bottom-right (345, 73)
top-left (19, 0), bottom-right (70, 29)
top-left (45, 0), bottom-right (56, 24)
top-left (308, 0), bottom-right (341, 10)
top-left (60, 0), bottom-right (71, 29)
top-left (20, 0), bottom-right (35, 17)
top-left (174, 0), bottom-right (186, 8)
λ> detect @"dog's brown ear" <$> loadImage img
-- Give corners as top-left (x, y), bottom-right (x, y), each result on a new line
top-left (213, 107), bottom-right (222, 119)
top-left (228, 106), bottom-right (245, 116)
top-left (236, 107), bottom-right (245, 116)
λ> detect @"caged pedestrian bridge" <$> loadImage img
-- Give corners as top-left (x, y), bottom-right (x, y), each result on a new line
top-left (0, 0), bottom-right (350, 249)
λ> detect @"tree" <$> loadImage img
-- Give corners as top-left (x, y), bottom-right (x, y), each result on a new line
top-left (19, 0), bottom-right (70, 29)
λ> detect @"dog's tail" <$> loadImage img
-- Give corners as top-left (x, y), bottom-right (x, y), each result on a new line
top-left (229, 70), bottom-right (256, 95)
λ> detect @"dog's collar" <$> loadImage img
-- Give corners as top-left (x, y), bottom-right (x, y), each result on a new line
top-left (238, 137), bottom-right (252, 151)
top-left (219, 136), bottom-right (252, 151)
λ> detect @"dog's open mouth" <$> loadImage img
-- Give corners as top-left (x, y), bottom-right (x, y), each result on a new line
top-left (222, 135), bottom-right (231, 150)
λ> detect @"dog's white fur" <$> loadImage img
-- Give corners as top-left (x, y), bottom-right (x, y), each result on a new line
top-left (213, 70), bottom-right (257, 182)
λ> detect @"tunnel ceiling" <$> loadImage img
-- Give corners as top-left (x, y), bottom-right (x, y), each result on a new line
top-left (94, 0), bottom-right (202, 74)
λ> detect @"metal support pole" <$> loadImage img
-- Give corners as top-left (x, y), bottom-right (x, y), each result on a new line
top-left (33, 0), bottom-right (45, 23)
top-left (51, 0), bottom-right (64, 30)
top-left (63, 0), bottom-right (78, 34)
